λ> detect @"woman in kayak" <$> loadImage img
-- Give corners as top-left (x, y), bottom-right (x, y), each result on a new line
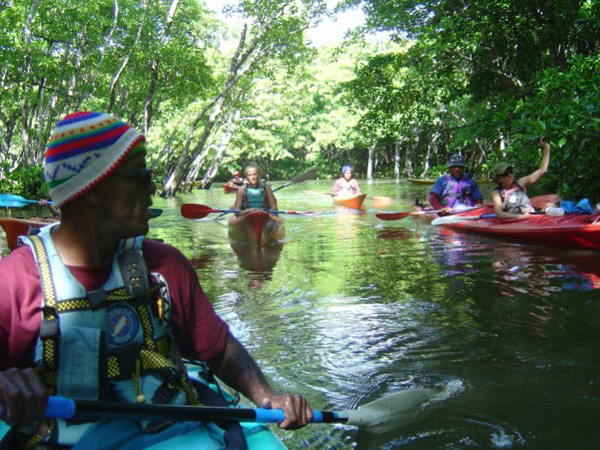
top-left (232, 163), bottom-right (278, 214)
top-left (491, 137), bottom-right (559, 219)
top-left (332, 165), bottom-right (361, 196)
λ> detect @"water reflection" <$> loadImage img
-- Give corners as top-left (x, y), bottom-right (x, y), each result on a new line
top-left (230, 241), bottom-right (284, 290)
top-left (4, 181), bottom-right (598, 449)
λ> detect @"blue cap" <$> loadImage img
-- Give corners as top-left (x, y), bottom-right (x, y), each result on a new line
top-left (341, 165), bottom-right (353, 174)
top-left (448, 154), bottom-right (466, 168)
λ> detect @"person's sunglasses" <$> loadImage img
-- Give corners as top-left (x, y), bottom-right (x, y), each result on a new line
top-left (500, 168), bottom-right (513, 177)
top-left (111, 167), bottom-right (154, 185)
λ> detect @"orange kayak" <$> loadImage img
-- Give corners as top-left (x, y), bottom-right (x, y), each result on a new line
top-left (333, 194), bottom-right (367, 209)
top-left (333, 193), bottom-right (367, 209)
top-left (228, 210), bottom-right (285, 246)
top-left (0, 217), bottom-right (58, 250)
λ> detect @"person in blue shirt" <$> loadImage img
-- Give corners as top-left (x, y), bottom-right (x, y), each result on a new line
top-left (429, 154), bottom-right (483, 214)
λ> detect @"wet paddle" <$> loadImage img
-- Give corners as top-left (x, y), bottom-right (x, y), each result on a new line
top-left (381, 195), bottom-right (559, 222)
top-left (376, 206), bottom-right (483, 221)
top-left (149, 208), bottom-right (163, 218)
top-left (181, 204), bottom-right (313, 219)
top-left (9, 388), bottom-right (434, 431)
top-left (272, 168), bottom-right (318, 192)
top-left (0, 194), bottom-right (53, 208)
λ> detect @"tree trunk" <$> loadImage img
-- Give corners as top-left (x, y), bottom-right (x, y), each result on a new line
top-left (143, 0), bottom-right (181, 134)
top-left (199, 105), bottom-right (242, 189)
top-left (394, 139), bottom-right (403, 180)
top-left (367, 146), bottom-right (374, 181)
top-left (419, 132), bottom-right (440, 178)
top-left (75, 0), bottom-right (120, 110)
top-left (160, 25), bottom-right (262, 197)
top-left (108, 0), bottom-right (150, 112)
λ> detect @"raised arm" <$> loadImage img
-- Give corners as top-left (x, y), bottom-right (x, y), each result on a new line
top-left (207, 332), bottom-right (312, 429)
top-left (518, 138), bottom-right (550, 189)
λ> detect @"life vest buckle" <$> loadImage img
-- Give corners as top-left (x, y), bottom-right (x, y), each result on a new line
top-left (118, 249), bottom-right (150, 298)
top-left (88, 288), bottom-right (108, 310)
top-left (39, 317), bottom-right (60, 339)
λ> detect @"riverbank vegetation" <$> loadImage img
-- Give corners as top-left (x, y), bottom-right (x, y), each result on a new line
top-left (1, 0), bottom-right (598, 202)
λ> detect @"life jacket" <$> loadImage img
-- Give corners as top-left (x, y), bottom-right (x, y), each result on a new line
top-left (494, 181), bottom-right (533, 214)
top-left (19, 223), bottom-right (199, 447)
top-left (334, 178), bottom-right (358, 196)
top-left (442, 174), bottom-right (475, 208)
top-left (242, 180), bottom-right (268, 209)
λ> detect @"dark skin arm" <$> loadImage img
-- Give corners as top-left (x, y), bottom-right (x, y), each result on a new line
top-left (207, 332), bottom-right (312, 429)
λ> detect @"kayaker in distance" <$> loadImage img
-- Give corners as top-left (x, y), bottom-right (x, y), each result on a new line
top-left (0, 112), bottom-right (312, 448)
top-left (228, 170), bottom-right (244, 187)
top-left (332, 165), bottom-right (361, 196)
top-left (491, 137), bottom-right (561, 219)
top-left (232, 164), bottom-right (278, 214)
top-left (429, 154), bottom-right (483, 214)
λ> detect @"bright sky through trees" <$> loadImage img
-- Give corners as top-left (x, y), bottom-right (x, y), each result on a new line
top-left (208, 0), bottom-right (366, 49)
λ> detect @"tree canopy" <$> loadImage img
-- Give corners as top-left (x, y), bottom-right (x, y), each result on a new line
top-left (1, 0), bottom-right (599, 202)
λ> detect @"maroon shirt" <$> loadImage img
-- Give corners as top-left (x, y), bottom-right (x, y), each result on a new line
top-left (0, 240), bottom-right (229, 370)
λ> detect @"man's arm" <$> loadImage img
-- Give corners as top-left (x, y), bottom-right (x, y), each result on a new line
top-left (207, 332), bottom-right (313, 429)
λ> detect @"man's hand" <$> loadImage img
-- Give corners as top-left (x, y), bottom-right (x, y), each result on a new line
top-left (260, 393), bottom-right (313, 429)
top-left (0, 368), bottom-right (48, 434)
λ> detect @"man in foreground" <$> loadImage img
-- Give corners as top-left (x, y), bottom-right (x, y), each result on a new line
top-left (0, 111), bottom-right (312, 448)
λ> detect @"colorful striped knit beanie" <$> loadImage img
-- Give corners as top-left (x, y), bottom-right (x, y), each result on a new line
top-left (45, 111), bottom-right (145, 207)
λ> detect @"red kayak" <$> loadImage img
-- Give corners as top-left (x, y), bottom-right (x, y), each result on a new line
top-left (0, 217), bottom-right (58, 250)
top-left (223, 183), bottom-right (241, 194)
top-left (435, 206), bottom-right (600, 251)
top-left (333, 193), bottom-right (367, 209)
top-left (228, 210), bottom-right (285, 246)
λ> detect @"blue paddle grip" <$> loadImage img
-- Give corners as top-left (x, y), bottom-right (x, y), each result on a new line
top-left (254, 409), bottom-right (325, 423)
top-left (1, 397), bottom-right (74, 420)
top-left (45, 396), bottom-right (76, 419)
top-left (254, 408), bottom-right (286, 422)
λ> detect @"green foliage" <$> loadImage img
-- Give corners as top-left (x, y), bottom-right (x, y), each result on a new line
top-left (0, 164), bottom-right (48, 199)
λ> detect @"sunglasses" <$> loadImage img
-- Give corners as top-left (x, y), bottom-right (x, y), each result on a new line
top-left (500, 168), bottom-right (513, 177)
top-left (111, 167), bottom-right (154, 185)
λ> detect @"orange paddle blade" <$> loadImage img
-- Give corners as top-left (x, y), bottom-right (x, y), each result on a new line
top-left (181, 204), bottom-right (235, 219)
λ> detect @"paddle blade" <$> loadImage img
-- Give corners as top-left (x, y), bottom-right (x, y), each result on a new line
top-left (149, 208), bottom-right (162, 218)
top-left (376, 211), bottom-right (413, 221)
top-left (0, 194), bottom-right (46, 208)
top-left (181, 204), bottom-right (221, 219)
top-left (346, 388), bottom-right (435, 432)
top-left (432, 213), bottom-right (498, 225)
top-left (290, 168), bottom-right (318, 184)
top-left (272, 169), bottom-right (318, 192)
top-left (372, 196), bottom-right (392, 209)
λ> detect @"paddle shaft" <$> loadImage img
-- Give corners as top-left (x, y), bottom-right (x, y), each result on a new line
top-left (181, 204), bottom-right (312, 219)
top-left (27, 396), bottom-right (348, 424)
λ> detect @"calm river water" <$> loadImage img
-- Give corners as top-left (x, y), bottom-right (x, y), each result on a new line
top-left (2, 180), bottom-right (599, 449)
